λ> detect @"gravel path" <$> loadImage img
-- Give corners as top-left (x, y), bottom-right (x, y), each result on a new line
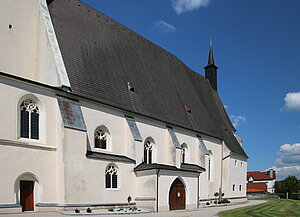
top-left (1, 200), bottom-right (267, 217)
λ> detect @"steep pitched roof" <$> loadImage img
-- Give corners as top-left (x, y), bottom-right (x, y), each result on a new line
top-left (247, 171), bottom-right (274, 181)
top-left (47, 0), bottom-right (247, 158)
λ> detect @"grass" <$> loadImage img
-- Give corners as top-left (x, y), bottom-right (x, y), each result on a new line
top-left (218, 199), bottom-right (300, 217)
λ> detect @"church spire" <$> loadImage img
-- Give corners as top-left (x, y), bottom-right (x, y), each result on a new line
top-left (208, 38), bottom-right (215, 65)
top-left (205, 38), bottom-right (218, 91)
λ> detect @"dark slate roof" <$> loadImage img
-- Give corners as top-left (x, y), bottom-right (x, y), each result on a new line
top-left (212, 90), bottom-right (236, 132)
top-left (134, 163), bottom-right (203, 173)
top-left (181, 163), bottom-right (206, 172)
top-left (48, 0), bottom-right (247, 158)
top-left (86, 150), bottom-right (136, 164)
top-left (180, 163), bottom-right (205, 172)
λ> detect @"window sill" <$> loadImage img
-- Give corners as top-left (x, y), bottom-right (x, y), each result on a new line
top-left (0, 139), bottom-right (56, 151)
top-left (93, 148), bottom-right (112, 154)
top-left (105, 188), bottom-right (120, 191)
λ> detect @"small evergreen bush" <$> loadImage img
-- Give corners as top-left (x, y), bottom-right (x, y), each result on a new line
top-left (220, 199), bottom-right (230, 203)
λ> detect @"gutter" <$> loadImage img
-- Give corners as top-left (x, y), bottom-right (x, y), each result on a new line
top-left (156, 169), bottom-right (160, 212)
top-left (197, 173), bottom-right (200, 208)
top-left (219, 141), bottom-right (224, 201)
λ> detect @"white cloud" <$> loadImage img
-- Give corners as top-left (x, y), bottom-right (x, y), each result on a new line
top-left (275, 143), bottom-right (300, 166)
top-left (283, 92), bottom-right (300, 111)
top-left (230, 115), bottom-right (246, 127)
top-left (270, 166), bottom-right (300, 180)
top-left (224, 105), bottom-right (229, 109)
top-left (171, 0), bottom-right (211, 14)
top-left (271, 143), bottom-right (300, 179)
top-left (153, 20), bottom-right (176, 34)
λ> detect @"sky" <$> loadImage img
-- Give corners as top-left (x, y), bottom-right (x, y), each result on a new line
top-left (80, 0), bottom-right (300, 180)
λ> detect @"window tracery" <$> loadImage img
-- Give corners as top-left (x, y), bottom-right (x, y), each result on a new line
top-left (144, 140), bottom-right (153, 164)
top-left (95, 128), bottom-right (108, 149)
top-left (105, 164), bottom-right (118, 189)
top-left (20, 99), bottom-right (39, 139)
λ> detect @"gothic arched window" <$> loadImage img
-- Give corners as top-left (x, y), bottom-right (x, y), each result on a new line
top-left (144, 140), bottom-right (154, 164)
top-left (105, 164), bottom-right (118, 189)
top-left (94, 127), bottom-right (109, 149)
top-left (20, 99), bottom-right (39, 139)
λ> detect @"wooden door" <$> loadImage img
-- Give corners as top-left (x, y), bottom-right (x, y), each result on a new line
top-left (169, 178), bottom-right (186, 210)
top-left (20, 181), bottom-right (34, 211)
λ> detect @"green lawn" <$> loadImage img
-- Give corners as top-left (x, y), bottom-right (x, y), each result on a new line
top-left (218, 199), bottom-right (300, 217)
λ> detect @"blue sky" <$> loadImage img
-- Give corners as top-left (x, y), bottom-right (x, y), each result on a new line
top-left (80, 0), bottom-right (300, 180)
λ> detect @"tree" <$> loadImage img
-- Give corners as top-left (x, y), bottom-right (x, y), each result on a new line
top-left (275, 176), bottom-right (300, 193)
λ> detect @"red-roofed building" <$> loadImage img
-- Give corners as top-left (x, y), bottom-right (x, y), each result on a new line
top-left (247, 169), bottom-right (276, 193)
top-left (247, 182), bottom-right (267, 193)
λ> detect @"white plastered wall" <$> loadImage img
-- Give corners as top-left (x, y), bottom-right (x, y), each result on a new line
top-left (0, 78), bottom-right (61, 207)
top-left (224, 152), bottom-right (247, 199)
top-left (0, 77), bottom-right (248, 209)
top-left (0, 0), bottom-right (70, 87)
top-left (63, 128), bottom-right (137, 204)
top-left (158, 171), bottom-right (198, 211)
top-left (199, 136), bottom-right (222, 201)
top-left (77, 100), bottom-right (226, 209)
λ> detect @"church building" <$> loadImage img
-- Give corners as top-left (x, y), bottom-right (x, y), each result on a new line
top-left (0, 0), bottom-right (248, 213)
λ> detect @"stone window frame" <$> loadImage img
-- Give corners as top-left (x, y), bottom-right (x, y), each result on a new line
top-left (105, 164), bottom-right (119, 190)
top-left (17, 94), bottom-right (45, 143)
top-left (144, 139), bottom-right (154, 164)
top-left (94, 126), bottom-right (111, 151)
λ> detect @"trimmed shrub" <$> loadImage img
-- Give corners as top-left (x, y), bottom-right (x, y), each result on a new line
top-left (220, 199), bottom-right (230, 204)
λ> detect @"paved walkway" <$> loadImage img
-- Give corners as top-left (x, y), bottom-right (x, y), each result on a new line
top-left (1, 200), bottom-right (266, 217)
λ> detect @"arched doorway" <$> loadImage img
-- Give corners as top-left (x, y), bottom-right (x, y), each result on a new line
top-left (14, 173), bottom-right (41, 212)
top-left (169, 178), bottom-right (186, 210)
